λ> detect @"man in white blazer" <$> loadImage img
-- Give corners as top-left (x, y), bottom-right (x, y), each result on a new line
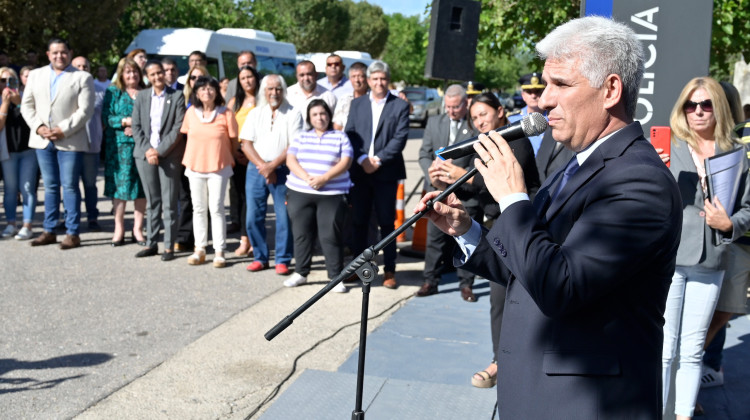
top-left (21, 37), bottom-right (95, 249)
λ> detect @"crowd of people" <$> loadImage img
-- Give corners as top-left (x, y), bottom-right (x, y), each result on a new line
top-left (2, 19), bottom-right (750, 418)
top-left (0, 39), bottom-right (412, 294)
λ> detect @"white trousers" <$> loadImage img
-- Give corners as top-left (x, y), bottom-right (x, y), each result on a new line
top-left (188, 174), bottom-right (229, 252)
top-left (662, 265), bottom-right (724, 417)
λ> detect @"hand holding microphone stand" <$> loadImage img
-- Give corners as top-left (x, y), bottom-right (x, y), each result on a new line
top-left (264, 113), bottom-right (547, 420)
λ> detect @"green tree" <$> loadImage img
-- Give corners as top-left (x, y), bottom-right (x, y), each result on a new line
top-left (381, 13), bottom-right (429, 84)
top-left (341, 0), bottom-right (389, 57)
top-left (711, 0), bottom-right (750, 80)
top-left (247, 0), bottom-right (350, 53)
top-left (0, 0), bottom-right (130, 65)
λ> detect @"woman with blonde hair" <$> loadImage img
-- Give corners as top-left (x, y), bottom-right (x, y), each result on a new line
top-left (183, 65), bottom-right (209, 106)
top-left (662, 76), bottom-right (750, 420)
top-left (102, 58), bottom-right (147, 246)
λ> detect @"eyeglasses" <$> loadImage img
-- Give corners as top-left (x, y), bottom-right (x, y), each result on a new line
top-left (326, 62), bottom-right (342, 67)
top-left (683, 99), bottom-right (713, 113)
top-left (0, 77), bottom-right (14, 83)
top-left (190, 75), bottom-right (202, 80)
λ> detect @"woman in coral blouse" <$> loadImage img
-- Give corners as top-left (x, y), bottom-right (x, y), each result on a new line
top-left (180, 76), bottom-right (238, 267)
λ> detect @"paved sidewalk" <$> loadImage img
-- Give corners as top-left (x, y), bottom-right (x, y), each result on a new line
top-left (259, 271), bottom-right (750, 420)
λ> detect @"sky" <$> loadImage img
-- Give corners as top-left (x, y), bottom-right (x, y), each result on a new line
top-left (364, 0), bottom-right (429, 17)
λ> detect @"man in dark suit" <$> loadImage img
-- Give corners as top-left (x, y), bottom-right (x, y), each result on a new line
top-left (417, 84), bottom-right (478, 300)
top-left (535, 127), bottom-right (574, 182)
top-left (132, 61), bottom-right (186, 261)
top-left (161, 58), bottom-right (184, 92)
top-left (417, 16), bottom-right (682, 418)
top-left (345, 60), bottom-right (410, 289)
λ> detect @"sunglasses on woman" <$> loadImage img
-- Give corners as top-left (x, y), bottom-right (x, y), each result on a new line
top-left (0, 77), bottom-right (15, 84)
top-left (683, 99), bottom-right (712, 113)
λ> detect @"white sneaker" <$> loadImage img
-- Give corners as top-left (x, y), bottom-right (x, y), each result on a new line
top-left (2, 224), bottom-right (18, 238)
top-left (332, 282), bottom-right (348, 293)
top-left (283, 273), bottom-right (307, 287)
top-left (14, 226), bottom-right (33, 240)
top-left (700, 364), bottom-right (724, 388)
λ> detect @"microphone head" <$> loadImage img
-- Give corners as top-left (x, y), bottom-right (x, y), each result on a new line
top-left (521, 112), bottom-right (548, 137)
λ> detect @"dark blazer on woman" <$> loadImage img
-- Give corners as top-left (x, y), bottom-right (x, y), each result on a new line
top-left (461, 122), bottom-right (682, 419)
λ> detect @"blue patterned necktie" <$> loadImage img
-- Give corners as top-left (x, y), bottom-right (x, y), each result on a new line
top-left (551, 157), bottom-right (579, 201)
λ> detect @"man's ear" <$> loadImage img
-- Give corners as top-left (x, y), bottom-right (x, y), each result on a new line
top-left (602, 73), bottom-right (623, 111)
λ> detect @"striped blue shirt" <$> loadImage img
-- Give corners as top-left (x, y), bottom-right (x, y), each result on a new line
top-left (287, 129), bottom-right (354, 195)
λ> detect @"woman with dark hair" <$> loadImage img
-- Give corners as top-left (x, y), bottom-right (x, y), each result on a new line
top-left (431, 92), bottom-right (539, 390)
top-left (283, 99), bottom-right (353, 292)
top-left (0, 66), bottom-right (38, 240)
top-left (226, 65), bottom-right (261, 257)
top-left (180, 76), bottom-right (238, 267)
top-left (661, 76), bottom-right (750, 420)
top-left (103, 58), bottom-right (147, 246)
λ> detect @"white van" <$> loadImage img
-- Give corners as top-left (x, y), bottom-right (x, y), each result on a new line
top-left (125, 28), bottom-right (298, 84)
top-left (297, 50), bottom-right (377, 79)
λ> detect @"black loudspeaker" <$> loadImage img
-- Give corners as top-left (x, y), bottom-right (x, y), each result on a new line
top-left (424, 0), bottom-right (481, 81)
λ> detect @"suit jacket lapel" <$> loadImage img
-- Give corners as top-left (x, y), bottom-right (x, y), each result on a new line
top-left (541, 122), bottom-right (644, 221)
top-left (159, 91), bottom-right (173, 135)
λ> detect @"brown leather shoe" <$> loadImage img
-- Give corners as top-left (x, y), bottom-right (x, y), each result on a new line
top-left (415, 282), bottom-right (438, 297)
top-left (30, 231), bottom-right (56, 247)
top-left (59, 234), bottom-right (81, 250)
top-left (461, 286), bottom-right (476, 302)
top-left (383, 271), bottom-right (397, 289)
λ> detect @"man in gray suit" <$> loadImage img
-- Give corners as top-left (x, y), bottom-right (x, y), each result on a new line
top-left (132, 61), bottom-right (186, 261)
top-left (21, 37), bottom-right (95, 249)
top-left (417, 84), bottom-right (477, 300)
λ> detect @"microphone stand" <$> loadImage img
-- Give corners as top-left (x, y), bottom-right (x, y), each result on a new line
top-left (265, 166), bottom-right (479, 420)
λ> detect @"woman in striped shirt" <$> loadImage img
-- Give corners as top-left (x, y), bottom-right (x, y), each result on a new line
top-left (283, 99), bottom-right (353, 292)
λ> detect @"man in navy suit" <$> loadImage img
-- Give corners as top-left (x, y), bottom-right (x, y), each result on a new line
top-left (417, 16), bottom-right (682, 418)
top-left (345, 61), bottom-right (410, 289)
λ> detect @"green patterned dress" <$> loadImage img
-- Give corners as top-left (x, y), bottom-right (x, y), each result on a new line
top-left (102, 85), bottom-right (145, 200)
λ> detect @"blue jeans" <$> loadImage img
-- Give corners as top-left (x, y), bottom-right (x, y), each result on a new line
top-left (81, 152), bottom-right (100, 222)
top-left (245, 164), bottom-right (292, 265)
top-left (35, 143), bottom-right (83, 235)
top-left (1, 149), bottom-right (39, 224)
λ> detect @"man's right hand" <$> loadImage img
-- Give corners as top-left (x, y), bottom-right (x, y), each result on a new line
top-left (37, 125), bottom-right (54, 140)
top-left (414, 190), bottom-right (472, 237)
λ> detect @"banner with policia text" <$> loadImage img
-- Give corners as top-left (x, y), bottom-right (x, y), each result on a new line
top-left (581, 0), bottom-right (714, 135)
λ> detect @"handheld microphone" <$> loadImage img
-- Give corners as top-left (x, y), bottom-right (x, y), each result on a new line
top-left (435, 112), bottom-right (548, 160)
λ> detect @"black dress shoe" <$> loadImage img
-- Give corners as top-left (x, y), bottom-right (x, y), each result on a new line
top-left (161, 251), bottom-right (176, 262)
top-left (415, 282), bottom-right (438, 297)
top-left (130, 235), bottom-right (147, 247)
top-left (461, 286), bottom-right (477, 302)
top-left (111, 238), bottom-right (126, 247)
top-left (88, 221), bottom-right (102, 232)
top-left (135, 246), bottom-right (158, 258)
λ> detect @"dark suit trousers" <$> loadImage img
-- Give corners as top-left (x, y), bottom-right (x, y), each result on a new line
top-left (135, 157), bottom-right (180, 250)
top-left (350, 178), bottom-right (398, 272)
top-left (176, 165), bottom-right (194, 245)
top-left (231, 162), bottom-right (248, 235)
